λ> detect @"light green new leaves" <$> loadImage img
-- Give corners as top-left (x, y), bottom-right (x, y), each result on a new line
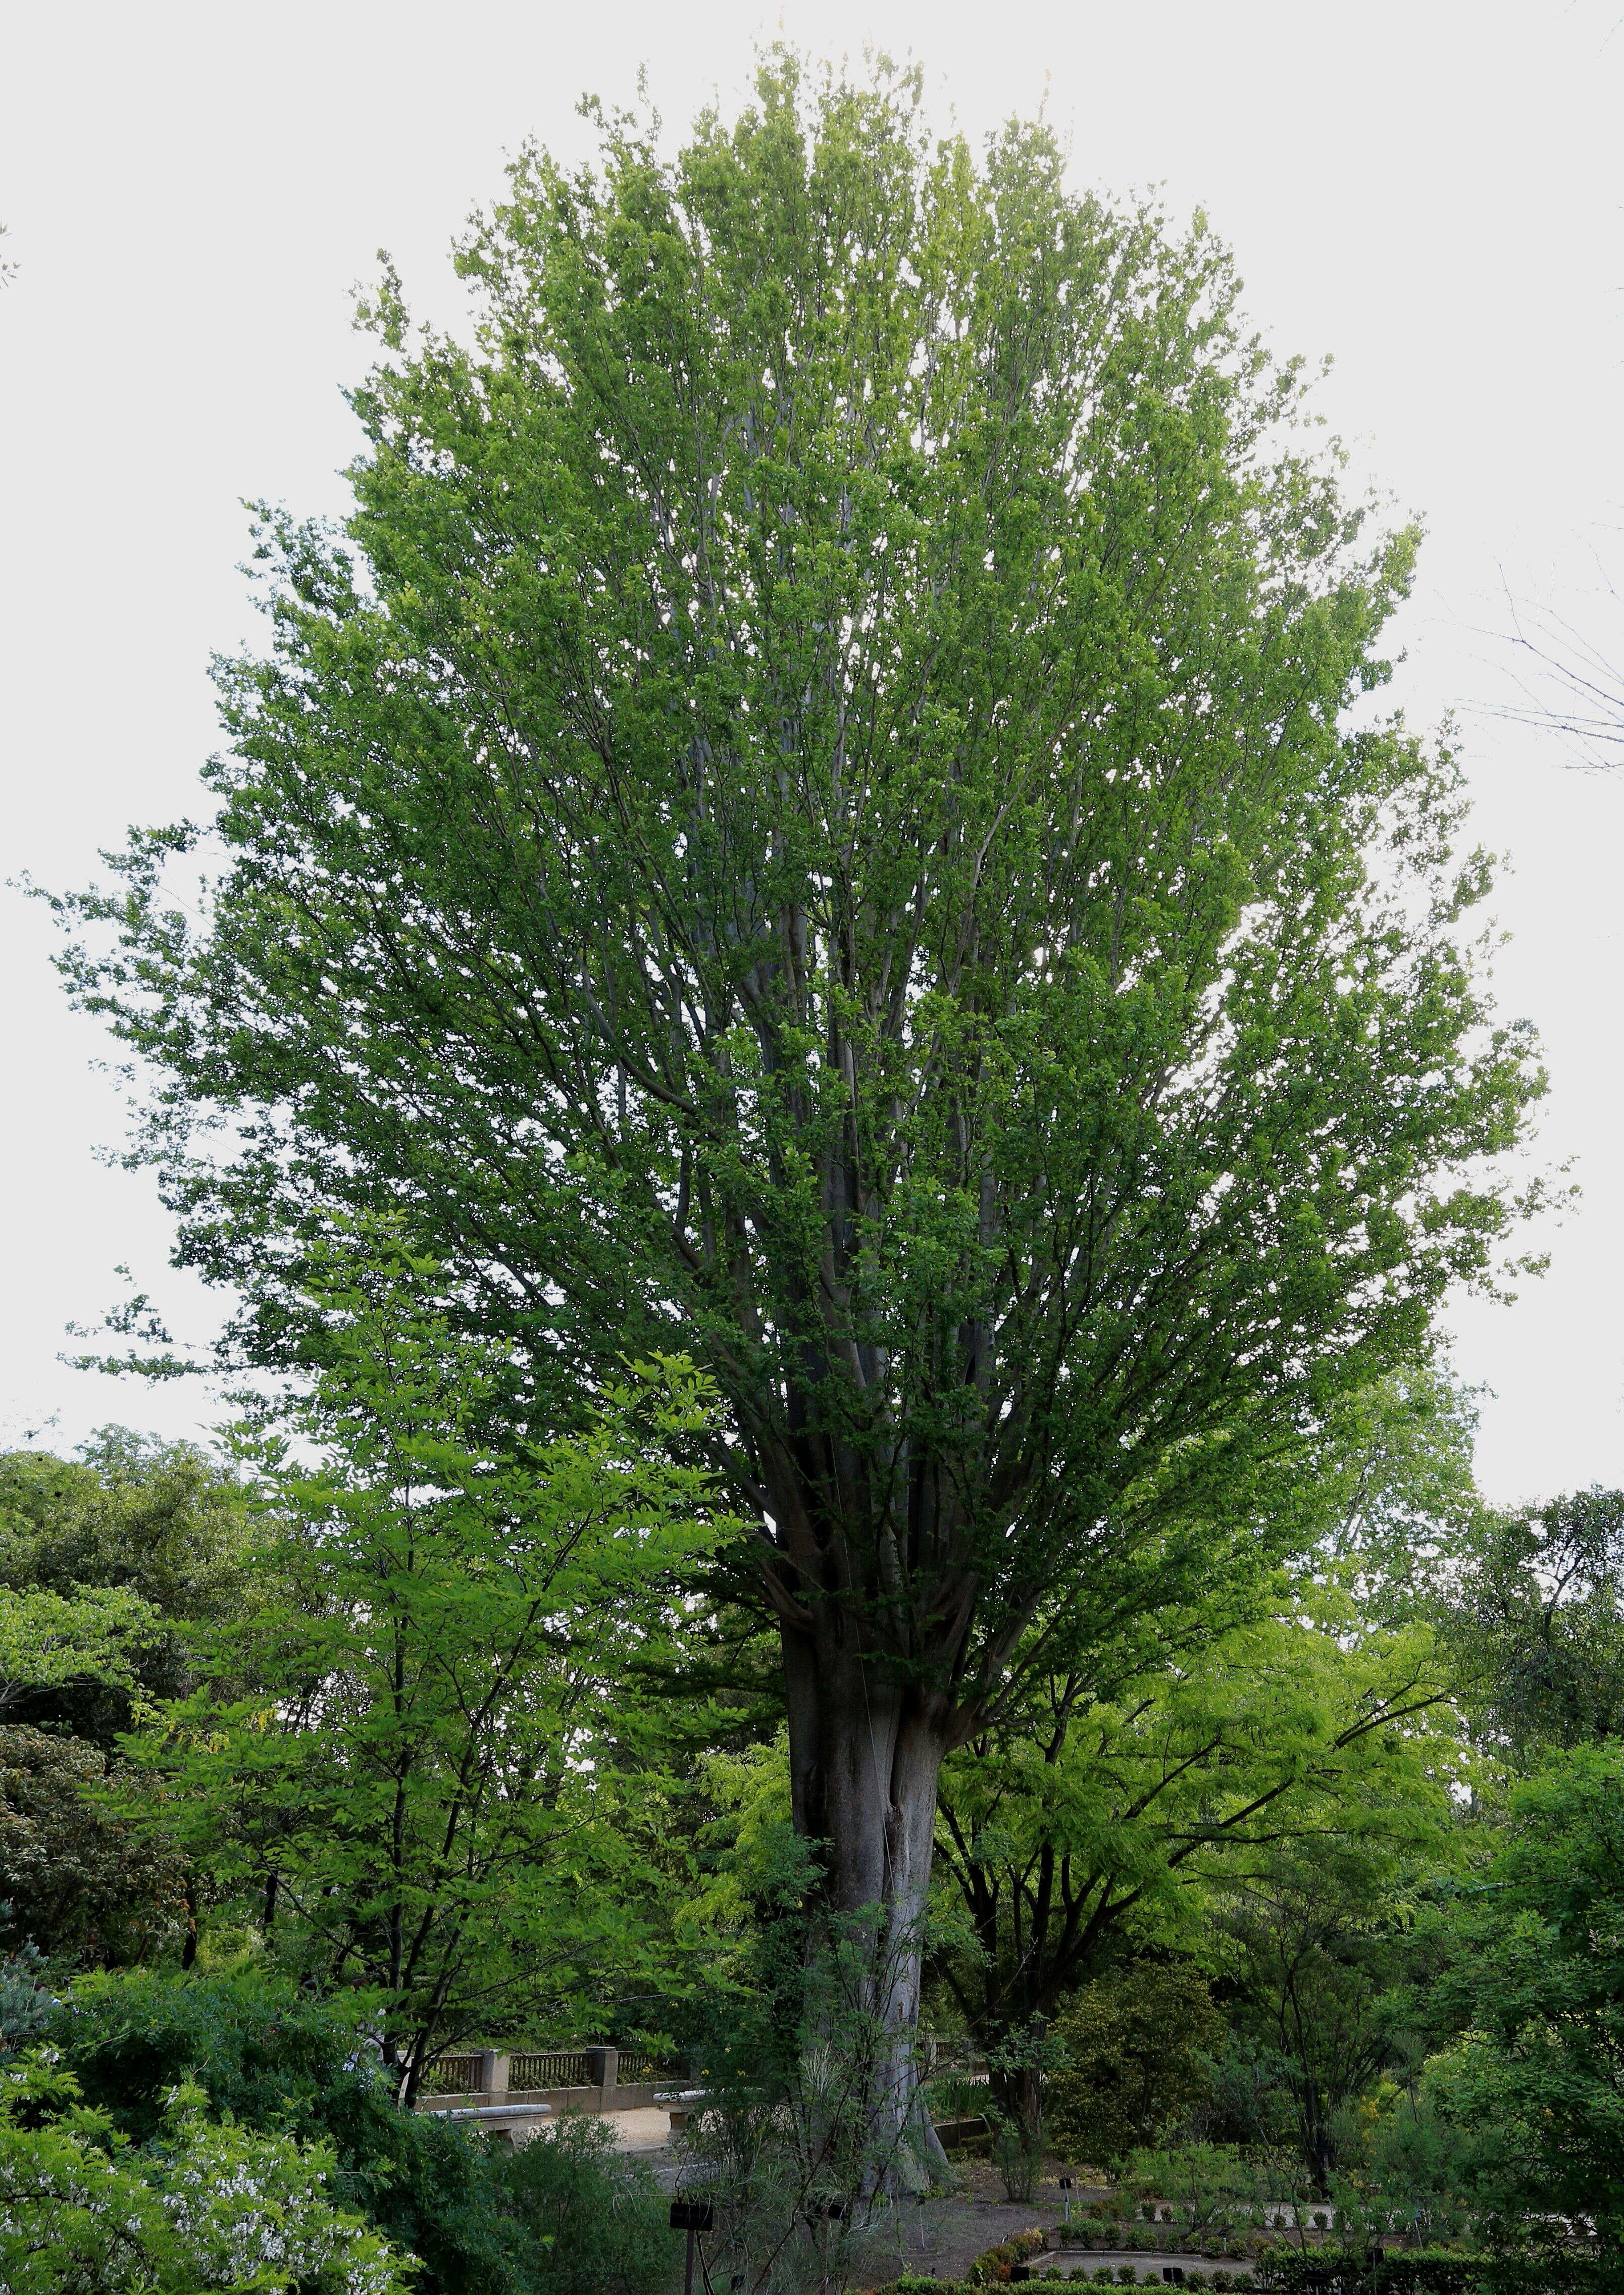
top-left (132, 1233), bottom-right (728, 2082)
top-left (0, 1584), bottom-right (167, 1718)
top-left (0, 2055), bottom-right (408, 2295)
top-left (935, 1558), bottom-right (1467, 2033)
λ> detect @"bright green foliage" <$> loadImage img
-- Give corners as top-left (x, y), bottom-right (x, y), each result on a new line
top-left (934, 1550), bottom-right (1467, 2045)
top-left (1045, 1964), bottom-right (1225, 2167)
top-left (1426, 1745), bottom-right (1624, 2243)
top-left (56, 54), bottom-right (1540, 1857)
top-left (133, 1236), bottom-right (723, 2081)
top-left (0, 1434), bottom-right (252, 1748)
top-left (1307, 1368), bottom-right (1487, 1625)
top-left (0, 2053), bottom-right (408, 2295)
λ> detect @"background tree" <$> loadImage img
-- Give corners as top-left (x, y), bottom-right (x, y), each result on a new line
top-left (1450, 1485), bottom-right (1624, 1756)
top-left (58, 53), bottom-right (1542, 2153)
top-left (139, 1236), bottom-right (722, 2092)
top-left (1425, 1744), bottom-right (1624, 2251)
top-left (0, 1431), bottom-right (251, 1748)
top-left (930, 1370), bottom-right (1474, 2081)
top-left (0, 1725), bottom-right (185, 1968)
top-left (0, 1433), bottom-right (253, 1972)
top-left (1212, 1838), bottom-right (1423, 2195)
top-left (931, 1557), bottom-right (1462, 2095)
top-left (1043, 1961), bottom-right (1224, 2170)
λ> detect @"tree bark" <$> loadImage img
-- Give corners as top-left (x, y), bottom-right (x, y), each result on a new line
top-left (783, 1619), bottom-right (955, 2187)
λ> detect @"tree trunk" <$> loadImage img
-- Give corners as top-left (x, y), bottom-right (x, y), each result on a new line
top-left (783, 1623), bottom-right (954, 2189)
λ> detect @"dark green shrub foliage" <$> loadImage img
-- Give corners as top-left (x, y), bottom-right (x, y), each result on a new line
top-left (1257, 2251), bottom-right (1610, 2293)
top-left (493, 2114), bottom-right (670, 2295)
top-left (1046, 1966), bottom-right (1225, 2168)
top-left (43, 1969), bottom-right (670, 2295)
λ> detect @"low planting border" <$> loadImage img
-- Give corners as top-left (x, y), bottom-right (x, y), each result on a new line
top-left (1255, 2249), bottom-right (1608, 2294)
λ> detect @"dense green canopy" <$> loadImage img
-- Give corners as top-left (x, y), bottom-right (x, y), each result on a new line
top-left (63, 59), bottom-right (1537, 1724)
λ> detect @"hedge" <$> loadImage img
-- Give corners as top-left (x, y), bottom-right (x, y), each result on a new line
top-left (1254, 2249), bottom-right (1610, 2294)
top-left (874, 2270), bottom-right (1257, 2292)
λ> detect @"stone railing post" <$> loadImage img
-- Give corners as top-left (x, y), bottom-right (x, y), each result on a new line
top-left (585, 2047), bottom-right (618, 2107)
top-left (478, 2051), bottom-right (509, 2104)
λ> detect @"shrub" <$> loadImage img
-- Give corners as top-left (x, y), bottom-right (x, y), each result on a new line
top-left (45, 1964), bottom-right (368, 2143)
top-left (1252, 2248), bottom-right (1612, 2292)
top-left (42, 1967), bottom-right (671, 2295)
top-left (967, 2229), bottom-right (1049, 2285)
top-left (1046, 1967), bottom-right (1224, 2170)
top-left (0, 1943), bottom-right (54, 2051)
top-left (0, 2053), bottom-right (410, 2295)
top-left (993, 2115), bottom-right (1045, 2202)
top-left (491, 2115), bottom-right (670, 2295)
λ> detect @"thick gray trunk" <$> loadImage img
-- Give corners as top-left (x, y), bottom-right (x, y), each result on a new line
top-left (784, 1626), bottom-right (953, 2189)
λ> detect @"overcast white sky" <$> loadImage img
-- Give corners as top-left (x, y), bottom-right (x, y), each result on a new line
top-left (3, 0), bottom-right (1622, 1499)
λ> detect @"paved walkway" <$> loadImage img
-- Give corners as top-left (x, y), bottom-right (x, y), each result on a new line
top-left (592, 2132), bottom-right (1259, 2283)
top-left (602, 2105), bottom-right (677, 2154)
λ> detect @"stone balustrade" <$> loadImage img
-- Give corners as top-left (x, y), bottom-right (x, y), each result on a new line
top-left (416, 2044), bottom-right (677, 2125)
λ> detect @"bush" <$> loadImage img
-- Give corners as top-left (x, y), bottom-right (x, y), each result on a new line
top-left (967, 2228), bottom-right (1051, 2284)
top-left (493, 2115), bottom-right (670, 2295)
top-left (46, 1964), bottom-right (366, 2141)
top-left (1046, 1966), bottom-right (1224, 2170)
top-left (872, 2281), bottom-right (975, 2295)
top-left (1254, 2248), bottom-right (1613, 2292)
top-left (992, 2114), bottom-right (1045, 2202)
top-left (42, 1967), bottom-right (671, 2295)
top-left (0, 2053), bottom-right (409, 2295)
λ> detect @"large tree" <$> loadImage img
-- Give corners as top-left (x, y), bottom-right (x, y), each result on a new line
top-left (61, 57), bottom-right (1540, 2161)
